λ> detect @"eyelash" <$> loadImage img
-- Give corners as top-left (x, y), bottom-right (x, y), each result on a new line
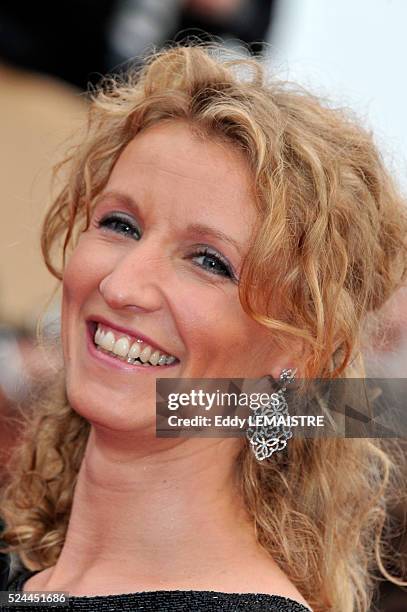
top-left (97, 212), bottom-right (142, 240)
top-left (95, 213), bottom-right (237, 281)
top-left (190, 246), bottom-right (235, 280)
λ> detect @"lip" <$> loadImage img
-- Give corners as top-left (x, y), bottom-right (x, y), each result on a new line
top-left (85, 321), bottom-right (179, 372)
top-left (86, 315), bottom-right (177, 358)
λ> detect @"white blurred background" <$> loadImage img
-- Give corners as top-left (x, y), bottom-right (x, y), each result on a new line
top-left (269, 0), bottom-right (407, 192)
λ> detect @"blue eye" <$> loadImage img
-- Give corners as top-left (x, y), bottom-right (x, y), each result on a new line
top-left (192, 247), bottom-right (236, 280)
top-left (98, 213), bottom-right (141, 240)
top-left (95, 215), bottom-right (237, 283)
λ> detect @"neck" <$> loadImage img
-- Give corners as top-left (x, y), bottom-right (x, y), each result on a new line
top-left (42, 427), bottom-right (267, 594)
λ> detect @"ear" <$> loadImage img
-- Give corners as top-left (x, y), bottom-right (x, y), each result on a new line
top-left (268, 364), bottom-right (297, 382)
top-left (267, 339), bottom-right (306, 382)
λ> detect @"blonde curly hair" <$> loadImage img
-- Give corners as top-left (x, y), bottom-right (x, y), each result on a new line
top-left (1, 45), bottom-right (407, 612)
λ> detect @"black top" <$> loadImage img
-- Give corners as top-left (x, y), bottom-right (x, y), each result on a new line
top-left (5, 568), bottom-right (311, 611)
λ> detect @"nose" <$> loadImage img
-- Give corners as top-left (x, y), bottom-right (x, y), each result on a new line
top-left (98, 240), bottom-right (168, 313)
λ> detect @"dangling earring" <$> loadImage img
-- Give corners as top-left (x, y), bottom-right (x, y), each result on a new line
top-left (246, 368), bottom-right (297, 461)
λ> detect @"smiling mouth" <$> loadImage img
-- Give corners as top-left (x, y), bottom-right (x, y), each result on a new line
top-left (88, 321), bottom-right (179, 368)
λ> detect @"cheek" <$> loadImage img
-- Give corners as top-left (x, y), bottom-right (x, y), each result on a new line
top-left (62, 236), bottom-right (112, 305)
top-left (61, 239), bottom-right (110, 342)
top-left (175, 285), bottom-right (253, 358)
top-left (64, 239), bottom-right (104, 292)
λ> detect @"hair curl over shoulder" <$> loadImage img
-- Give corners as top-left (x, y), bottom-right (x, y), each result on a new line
top-left (1, 45), bottom-right (407, 612)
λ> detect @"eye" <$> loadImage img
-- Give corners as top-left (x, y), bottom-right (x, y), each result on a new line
top-left (191, 247), bottom-right (237, 281)
top-left (97, 213), bottom-right (141, 240)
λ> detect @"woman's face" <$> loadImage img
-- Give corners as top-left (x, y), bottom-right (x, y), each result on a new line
top-left (62, 121), bottom-right (282, 431)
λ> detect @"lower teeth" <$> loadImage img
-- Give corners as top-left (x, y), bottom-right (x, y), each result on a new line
top-left (128, 357), bottom-right (150, 366)
top-left (96, 346), bottom-right (154, 366)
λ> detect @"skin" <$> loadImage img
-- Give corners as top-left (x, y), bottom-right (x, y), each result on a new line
top-left (24, 121), bottom-right (309, 609)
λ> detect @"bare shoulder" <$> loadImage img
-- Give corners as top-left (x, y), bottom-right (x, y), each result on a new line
top-left (22, 567), bottom-right (53, 592)
top-left (232, 556), bottom-right (312, 611)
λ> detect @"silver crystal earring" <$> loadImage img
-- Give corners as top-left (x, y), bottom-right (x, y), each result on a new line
top-left (246, 368), bottom-right (297, 461)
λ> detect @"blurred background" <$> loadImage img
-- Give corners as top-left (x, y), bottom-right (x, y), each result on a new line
top-left (0, 0), bottom-right (406, 608)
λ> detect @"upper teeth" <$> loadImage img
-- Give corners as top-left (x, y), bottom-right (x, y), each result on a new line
top-left (94, 324), bottom-right (176, 366)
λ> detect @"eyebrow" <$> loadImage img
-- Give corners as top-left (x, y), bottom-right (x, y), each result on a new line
top-left (185, 224), bottom-right (243, 255)
top-left (93, 191), bottom-right (138, 212)
top-left (94, 190), bottom-right (244, 255)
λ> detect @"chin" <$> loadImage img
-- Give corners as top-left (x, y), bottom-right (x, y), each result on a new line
top-left (65, 376), bottom-right (157, 433)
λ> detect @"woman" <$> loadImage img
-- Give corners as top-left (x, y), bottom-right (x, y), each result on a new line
top-left (1, 45), bottom-right (407, 611)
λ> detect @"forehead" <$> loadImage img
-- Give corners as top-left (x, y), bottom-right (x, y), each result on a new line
top-left (105, 121), bottom-right (257, 235)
